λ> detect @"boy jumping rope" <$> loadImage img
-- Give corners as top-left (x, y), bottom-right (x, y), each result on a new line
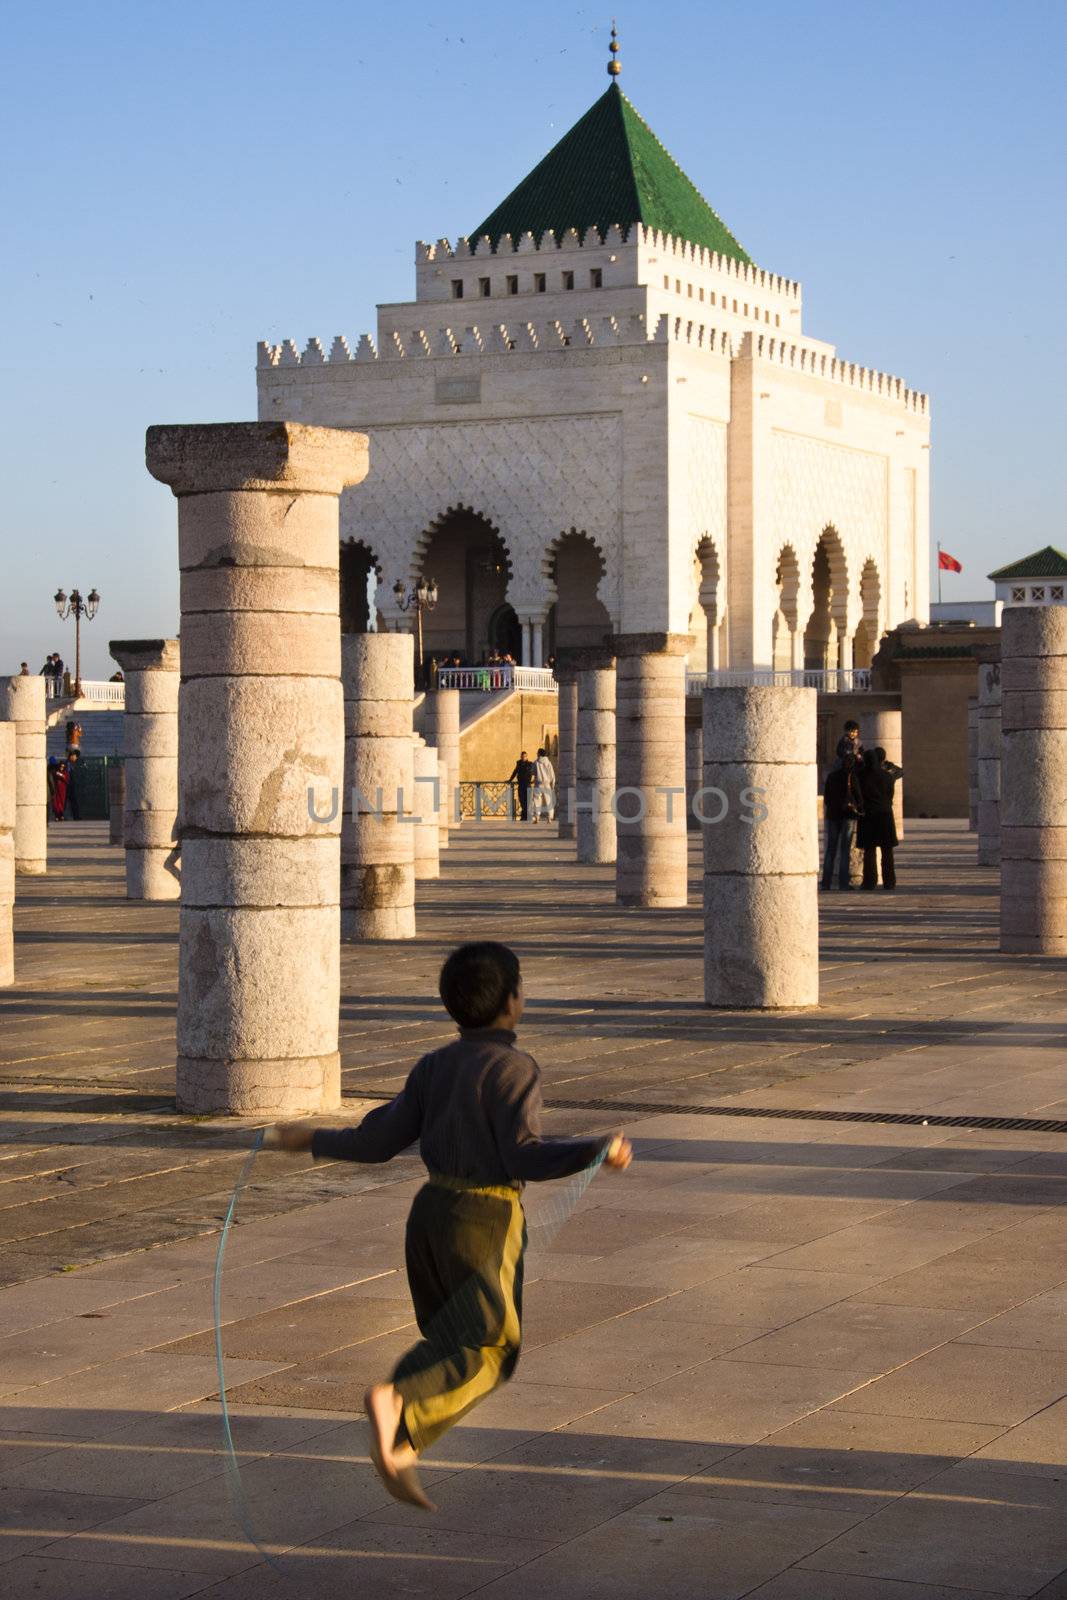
top-left (265, 941), bottom-right (632, 1510)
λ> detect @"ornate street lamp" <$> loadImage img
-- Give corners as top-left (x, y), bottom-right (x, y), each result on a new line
top-left (53, 586), bottom-right (100, 696)
top-left (393, 576), bottom-right (438, 684)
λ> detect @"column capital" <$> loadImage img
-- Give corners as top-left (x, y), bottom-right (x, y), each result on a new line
top-left (554, 644), bottom-right (615, 676)
top-left (109, 639), bottom-right (180, 674)
top-left (146, 422), bottom-right (369, 497)
top-left (613, 631), bottom-right (694, 659)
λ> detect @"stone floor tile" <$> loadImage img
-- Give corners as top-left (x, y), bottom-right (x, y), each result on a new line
top-left (969, 1396), bottom-right (1067, 1476)
top-left (0, 1555), bottom-right (208, 1600)
top-left (0, 1485), bottom-right (152, 1561)
top-left (512, 1312), bottom-right (754, 1391)
top-left (0, 1352), bottom-right (284, 1434)
top-left (829, 1341), bottom-right (1067, 1425)
top-left (726, 1301), bottom-right (984, 1376)
top-left (463, 1489), bottom-right (865, 1600)
top-left (757, 1222), bottom-right (978, 1279)
top-left (689, 1408), bottom-right (1004, 1513)
top-left (743, 1573), bottom-right (1013, 1600)
top-left (800, 1462), bottom-right (1067, 1593)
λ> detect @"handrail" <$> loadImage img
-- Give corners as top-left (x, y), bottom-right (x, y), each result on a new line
top-left (686, 668), bottom-right (871, 694)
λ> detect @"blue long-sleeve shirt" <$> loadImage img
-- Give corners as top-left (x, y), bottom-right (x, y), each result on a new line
top-left (311, 1027), bottom-right (608, 1185)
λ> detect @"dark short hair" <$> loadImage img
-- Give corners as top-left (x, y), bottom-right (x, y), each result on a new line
top-left (536, 747), bottom-right (545, 757)
top-left (844, 720), bottom-right (860, 734)
top-left (439, 942), bottom-right (521, 1030)
top-left (875, 746), bottom-right (886, 762)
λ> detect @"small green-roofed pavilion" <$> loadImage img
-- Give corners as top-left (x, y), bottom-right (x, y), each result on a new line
top-left (472, 81), bottom-right (750, 263)
top-left (988, 546), bottom-right (1067, 581)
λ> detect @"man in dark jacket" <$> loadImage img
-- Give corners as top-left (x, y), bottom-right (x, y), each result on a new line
top-left (858, 748), bottom-right (899, 890)
top-left (821, 754), bottom-right (862, 890)
top-left (507, 750), bottom-right (535, 822)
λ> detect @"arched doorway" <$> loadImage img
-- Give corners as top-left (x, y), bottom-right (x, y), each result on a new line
top-left (688, 538), bottom-right (723, 671)
top-left (774, 545), bottom-right (801, 672)
top-left (544, 530), bottom-right (611, 658)
top-left (340, 539), bottom-right (380, 633)
top-left (804, 528), bottom-right (849, 671)
top-left (852, 559), bottom-right (882, 669)
top-left (414, 509), bottom-right (512, 664)
top-left (487, 603), bottom-right (521, 659)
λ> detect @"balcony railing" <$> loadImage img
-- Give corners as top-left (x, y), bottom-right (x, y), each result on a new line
top-left (686, 668), bottom-right (871, 694)
top-left (436, 666), bottom-right (557, 693)
top-left (45, 679), bottom-right (126, 707)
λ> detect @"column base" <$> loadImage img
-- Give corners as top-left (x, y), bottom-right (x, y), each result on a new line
top-left (126, 848), bottom-right (181, 901)
top-left (15, 860), bottom-right (46, 876)
top-left (176, 1052), bottom-right (341, 1116)
top-left (342, 904), bottom-right (416, 941)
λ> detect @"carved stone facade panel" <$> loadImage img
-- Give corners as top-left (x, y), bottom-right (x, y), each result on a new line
top-left (342, 415), bottom-right (622, 618)
top-left (769, 430), bottom-right (889, 610)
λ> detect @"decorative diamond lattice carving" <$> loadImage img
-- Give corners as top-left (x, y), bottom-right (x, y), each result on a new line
top-left (687, 416), bottom-right (727, 559)
top-left (342, 416), bottom-right (621, 612)
top-left (770, 432), bottom-right (888, 608)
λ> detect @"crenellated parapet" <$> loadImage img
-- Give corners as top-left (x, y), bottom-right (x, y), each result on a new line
top-left (257, 313), bottom-right (926, 412)
top-left (413, 223), bottom-right (800, 300)
top-left (738, 330), bottom-right (928, 415)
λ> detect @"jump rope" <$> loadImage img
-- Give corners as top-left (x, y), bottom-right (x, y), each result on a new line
top-left (213, 1129), bottom-right (608, 1573)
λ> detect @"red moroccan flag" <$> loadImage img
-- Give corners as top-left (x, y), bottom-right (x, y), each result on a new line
top-left (938, 549), bottom-right (963, 572)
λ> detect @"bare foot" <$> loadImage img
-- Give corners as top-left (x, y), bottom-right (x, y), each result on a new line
top-left (364, 1384), bottom-right (435, 1511)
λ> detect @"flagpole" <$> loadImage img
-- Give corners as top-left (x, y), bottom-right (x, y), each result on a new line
top-left (937, 541), bottom-right (942, 606)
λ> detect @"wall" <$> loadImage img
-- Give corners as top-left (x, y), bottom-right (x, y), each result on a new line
top-left (458, 692), bottom-right (559, 782)
top-left (898, 658), bottom-right (977, 817)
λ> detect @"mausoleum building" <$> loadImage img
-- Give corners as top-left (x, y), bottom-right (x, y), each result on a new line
top-left (257, 52), bottom-right (931, 676)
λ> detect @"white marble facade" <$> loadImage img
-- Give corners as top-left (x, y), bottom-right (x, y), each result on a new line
top-left (258, 221), bottom-right (930, 671)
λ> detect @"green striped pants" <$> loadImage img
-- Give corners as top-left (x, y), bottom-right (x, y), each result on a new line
top-left (393, 1176), bottom-right (526, 1454)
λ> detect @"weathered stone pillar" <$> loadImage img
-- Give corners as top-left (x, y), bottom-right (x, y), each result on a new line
top-left (860, 706), bottom-right (904, 839)
top-left (977, 655), bottom-right (1002, 867)
top-left (423, 689), bottom-right (461, 828)
top-left (109, 640), bottom-right (180, 900)
top-left (615, 636), bottom-right (690, 907)
top-left (685, 713), bottom-right (703, 834)
top-left (437, 756), bottom-right (450, 850)
top-left (967, 695), bottom-right (979, 832)
top-left (0, 724), bottom-right (15, 986)
top-left (703, 686), bottom-right (818, 1008)
top-left (576, 658), bottom-right (616, 864)
top-left (341, 633), bottom-right (415, 942)
top-left (0, 677), bottom-right (46, 875)
top-left (412, 737), bottom-right (440, 880)
top-left (553, 665), bottom-right (579, 841)
top-left (1000, 606), bottom-right (1067, 954)
top-left (108, 762), bottom-right (125, 846)
top-left (147, 421), bottom-right (366, 1116)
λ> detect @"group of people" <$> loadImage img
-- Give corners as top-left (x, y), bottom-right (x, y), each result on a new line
top-left (24, 654), bottom-right (67, 697)
top-left (822, 719), bottom-right (902, 891)
top-left (507, 748), bottom-right (556, 823)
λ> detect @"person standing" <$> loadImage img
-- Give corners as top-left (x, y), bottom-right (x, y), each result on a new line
top-left (507, 750), bottom-right (535, 822)
top-left (18, 662), bottom-right (29, 676)
top-left (821, 753), bottom-right (862, 891)
top-left (857, 748), bottom-right (898, 891)
top-left (52, 655), bottom-right (66, 698)
top-left (529, 747), bottom-right (556, 824)
top-left (50, 759), bottom-right (69, 822)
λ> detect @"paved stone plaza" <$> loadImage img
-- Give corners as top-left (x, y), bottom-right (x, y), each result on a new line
top-left (2, 820), bottom-right (1067, 1598)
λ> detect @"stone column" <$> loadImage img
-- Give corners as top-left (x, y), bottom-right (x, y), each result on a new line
top-left (108, 762), bottom-right (125, 846)
top-left (341, 633), bottom-right (415, 942)
top-left (1000, 606), bottom-right (1067, 955)
top-left (614, 635), bottom-right (690, 908)
top-left (576, 657), bottom-right (616, 864)
top-left (146, 420), bottom-right (366, 1116)
top-left (412, 737), bottom-right (440, 880)
top-left (437, 756), bottom-right (450, 850)
top-left (553, 665), bottom-right (578, 841)
top-left (703, 685), bottom-right (818, 1008)
top-left (685, 714), bottom-right (703, 834)
top-left (977, 655), bottom-right (1002, 868)
top-left (860, 706), bottom-right (904, 839)
top-left (0, 677), bottom-right (46, 875)
top-left (0, 724), bottom-right (15, 986)
top-left (109, 640), bottom-right (180, 900)
top-left (967, 695), bottom-right (979, 832)
top-left (422, 689), bottom-right (461, 828)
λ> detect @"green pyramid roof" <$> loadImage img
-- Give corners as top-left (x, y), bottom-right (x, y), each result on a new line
top-left (472, 83), bottom-right (751, 263)
top-left (988, 546), bottom-right (1067, 581)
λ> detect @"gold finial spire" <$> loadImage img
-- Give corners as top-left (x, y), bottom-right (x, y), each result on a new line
top-left (607, 20), bottom-right (621, 78)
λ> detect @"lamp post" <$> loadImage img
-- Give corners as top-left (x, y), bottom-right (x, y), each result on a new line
top-left (392, 576), bottom-right (438, 686)
top-left (53, 587), bottom-right (100, 696)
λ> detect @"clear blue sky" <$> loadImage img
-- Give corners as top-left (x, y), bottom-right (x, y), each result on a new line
top-left (2, 0), bottom-right (1064, 677)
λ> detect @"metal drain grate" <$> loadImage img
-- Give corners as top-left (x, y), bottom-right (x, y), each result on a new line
top-left (344, 1087), bottom-right (1067, 1136)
